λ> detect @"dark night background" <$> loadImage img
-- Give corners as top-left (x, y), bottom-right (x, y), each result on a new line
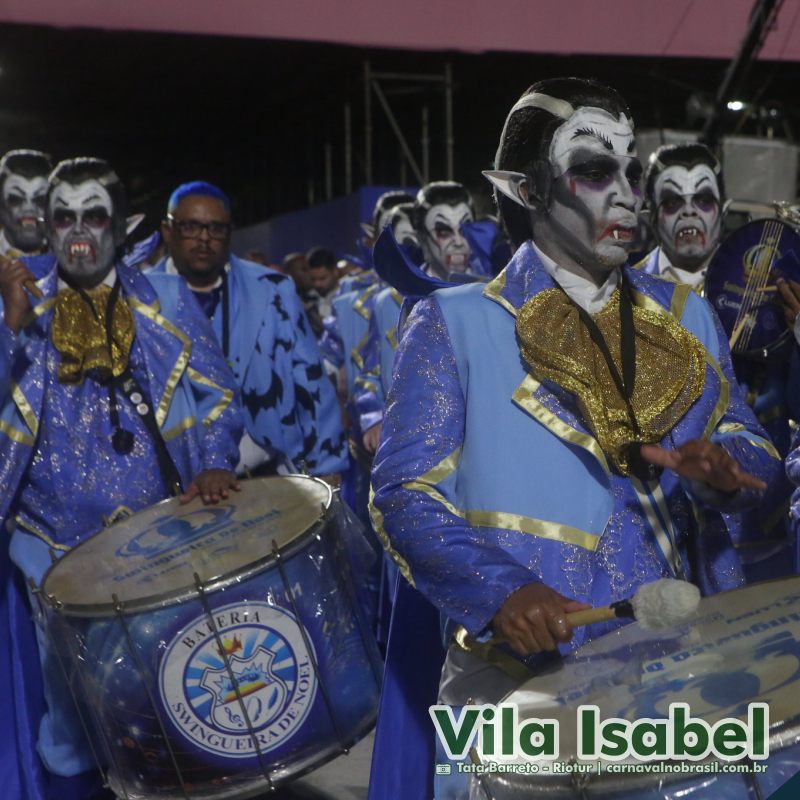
top-left (0, 22), bottom-right (798, 242)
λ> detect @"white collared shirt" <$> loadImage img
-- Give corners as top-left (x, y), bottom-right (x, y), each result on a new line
top-left (531, 241), bottom-right (620, 314)
top-left (657, 248), bottom-right (706, 291)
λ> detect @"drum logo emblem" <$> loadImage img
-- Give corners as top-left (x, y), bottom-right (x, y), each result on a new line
top-left (160, 601), bottom-right (318, 758)
top-left (200, 643), bottom-right (288, 732)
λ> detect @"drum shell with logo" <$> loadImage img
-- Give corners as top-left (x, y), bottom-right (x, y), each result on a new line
top-left (471, 578), bottom-right (800, 799)
top-left (41, 476), bottom-right (381, 799)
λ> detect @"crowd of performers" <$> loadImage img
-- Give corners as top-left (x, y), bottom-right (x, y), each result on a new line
top-left (2, 75), bottom-right (800, 799)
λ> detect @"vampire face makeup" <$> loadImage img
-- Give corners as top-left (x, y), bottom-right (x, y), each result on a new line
top-left (420, 201), bottom-right (474, 279)
top-left (533, 108), bottom-right (643, 283)
top-left (0, 173), bottom-right (48, 253)
top-left (48, 180), bottom-right (116, 287)
top-left (654, 164), bottom-right (721, 271)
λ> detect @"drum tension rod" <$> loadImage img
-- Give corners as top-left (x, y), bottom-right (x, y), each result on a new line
top-left (191, 573), bottom-right (276, 793)
top-left (112, 592), bottom-right (192, 800)
top-left (270, 539), bottom-right (351, 757)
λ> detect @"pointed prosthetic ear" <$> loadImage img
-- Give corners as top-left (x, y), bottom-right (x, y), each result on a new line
top-left (126, 213), bottom-right (146, 236)
top-left (482, 170), bottom-right (535, 209)
top-left (360, 222), bottom-right (375, 239)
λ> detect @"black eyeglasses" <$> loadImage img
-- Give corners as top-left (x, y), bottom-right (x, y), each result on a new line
top-left (167, 213), bottom-right (231, 240)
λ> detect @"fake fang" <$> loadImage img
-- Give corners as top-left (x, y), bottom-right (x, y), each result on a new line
top-left (69, 241), bottom-right (96, 260)
top-left (676, 227), bottom-right (705, 245)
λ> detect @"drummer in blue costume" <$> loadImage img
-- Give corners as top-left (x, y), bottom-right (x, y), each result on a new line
top-left (640, 143), bottom-right (800, 581)
top-left (357, 183), bottom-right (475, 455)
top-left (153, 181), bottom-right (347, 479)
top-left (370, 78), bottom-right (781, 800)
top-left (0, 158), bottom-right (242, 798)
top-left (637, 143), bottom-right (723, 292)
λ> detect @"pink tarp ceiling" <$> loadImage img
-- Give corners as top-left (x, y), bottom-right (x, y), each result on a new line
top-left (3, 0), bottom-right (800, 60)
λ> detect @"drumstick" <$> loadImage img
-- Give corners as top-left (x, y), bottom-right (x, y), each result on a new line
top-left (566, 578), bottom-right (701, 630)
top-left (23, 278), bottom-right (43, 299)
top-left (489, 579), bottom-right (701, 647)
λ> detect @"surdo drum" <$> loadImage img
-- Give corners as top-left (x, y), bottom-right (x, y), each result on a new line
top-left (39, 476), bottom-right (382, 799)
top-left (472, 577), bottom-right (800, 799)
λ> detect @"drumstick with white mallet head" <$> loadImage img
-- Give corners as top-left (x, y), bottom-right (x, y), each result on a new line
top-left (564, 578), bottom-right (701, 630)
top-left (489, 578), bottom-right (701, 647)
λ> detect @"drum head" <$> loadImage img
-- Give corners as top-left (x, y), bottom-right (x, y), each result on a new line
top-left (478, 577), bottom-right (800, 794)
top-left (42, 475), bottom-right (331, 616)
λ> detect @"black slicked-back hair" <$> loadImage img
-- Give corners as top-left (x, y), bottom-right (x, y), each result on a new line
top-left (372, 190), bottom-right (415, 233)
top-left (0, 149), bottom-right (52, 193)
top-left (495, 77), bottom-right (631, 248)
top-left (47, 157), bottom-right (129, 246)
top-left (412, 181), bottom-right (473, 233)
top-left (644, 142), bottom-right (724, 211)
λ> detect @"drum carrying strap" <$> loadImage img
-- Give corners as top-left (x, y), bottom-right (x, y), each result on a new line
top-left (111, 370), bottom-right (184, 496)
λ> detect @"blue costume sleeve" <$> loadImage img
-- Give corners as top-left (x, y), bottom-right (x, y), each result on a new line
top-left (353, 312), bottom-right (384, 433)
top-left (371, 297), bottom-right (541, 635)
top-left (276, 285), bottom-right (348, 475)
top-left (318, 316), bottom-right (345, 369)
top-left (173, 278), bottom-right (243, 473)
top-left (697, 296), bottom-right (783, 509)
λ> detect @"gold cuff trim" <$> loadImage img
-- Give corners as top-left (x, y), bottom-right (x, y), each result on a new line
top-left (14, 516), bottom-right (71, 552)
top-left (512, 374), bottom-right (610, 475)
top-left (367, 487), bottom-right (415, 587)
top-left (0, 418), bottom-right (34, 446)
top-left (452, 626), bottom-right (534, 682)
top-left (387, 327), bottom-right (398, 350)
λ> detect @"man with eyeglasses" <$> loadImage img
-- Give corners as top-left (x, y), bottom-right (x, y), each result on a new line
top-left (0, 149), bottom-right (52, 258)
top-left (637, 142), bottom-right (723, 293)
top-left (155, 181), bottom-right (347, 481)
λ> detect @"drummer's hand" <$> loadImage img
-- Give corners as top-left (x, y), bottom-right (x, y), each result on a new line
top-left (640, 441), bottom-right (767, 493)
top-left (777, 277), bottom-right (800, 329)
top-left (317, 472), bottom-right (341, 489)
top-left (0, 255), bottom-right (40, 334)
top-left (362, 423), bottom-right (382, 454)
top-left (492, 583), bottom-right (590, 655)
top-left (181, 469), bottom-right (241, 505)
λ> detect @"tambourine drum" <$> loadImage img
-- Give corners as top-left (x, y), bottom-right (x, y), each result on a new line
top-left (475, 577), bottom-right (800, 799)
top-left (40, 476), bottom-right (382, 799)
top-left (705, 219), bottom-right (800, 357)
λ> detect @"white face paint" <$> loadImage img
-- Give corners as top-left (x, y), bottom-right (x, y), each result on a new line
top-left (421, 201), bottom-right (474, 277)
top-left (48, 180), bottom-right (116, 286)
top-left (0, 173), bottom-right (48, 251)
top-left (536, 107), bottom-right (643, 280)
top-left (654, 164), bottom-right (721, 270)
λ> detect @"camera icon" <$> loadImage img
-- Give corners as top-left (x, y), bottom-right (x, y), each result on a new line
top-left (435, 764), bottom-right (452, 775)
